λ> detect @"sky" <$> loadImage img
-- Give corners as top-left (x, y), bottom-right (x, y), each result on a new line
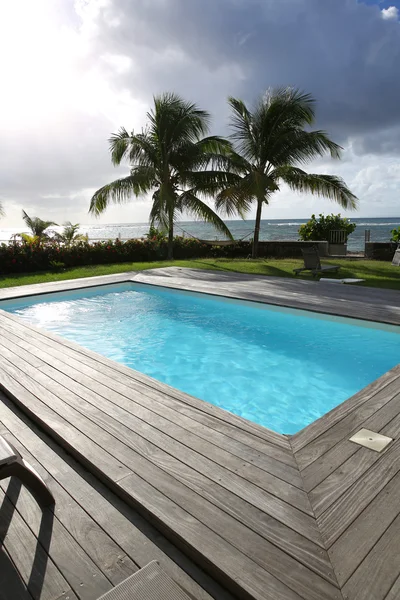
top-left (0, 0), bottom-right (400, 228)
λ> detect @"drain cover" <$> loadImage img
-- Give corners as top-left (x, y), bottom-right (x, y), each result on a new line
top-left (349, 428), bottom-right (393, 452)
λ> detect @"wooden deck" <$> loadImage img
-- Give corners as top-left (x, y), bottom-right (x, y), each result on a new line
top-left (0, 392), bottom-right (230, 600)
top-left (0, 268), bottom-right (400, 600)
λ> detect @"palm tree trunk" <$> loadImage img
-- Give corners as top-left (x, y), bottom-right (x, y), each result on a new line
top-left (252, 198), bottom-right (263, 259)
top-left (167, 211), bottom-right (174, 260)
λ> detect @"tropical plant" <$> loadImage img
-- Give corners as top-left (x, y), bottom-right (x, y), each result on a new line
top-left (56, 222), bottom-right (87, 246)
top-left (89, 92), bottom-right (235, 259)
top-left (216, 88), bottom-right (358, 257)
top-left (299, 214), bottom-right (356, 242)
top-left (20, 210), bottom-right (58, 242)
top-left (390, 227), bottom-right (400, 244)
top-left (0, 201), bottom-right (4, 218)
top-left (146, 225), bottom-right (167, 242)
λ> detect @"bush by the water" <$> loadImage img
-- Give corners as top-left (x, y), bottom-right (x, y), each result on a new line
top-left (391, 227), bottom-right (400, 244)
top-left (0, 237), bottom-right (252, 275)
top-left (298, 214), bottom-right (356, 242)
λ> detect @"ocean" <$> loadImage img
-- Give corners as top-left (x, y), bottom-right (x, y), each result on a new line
top-left (0, 217), bottom-right (398, 252)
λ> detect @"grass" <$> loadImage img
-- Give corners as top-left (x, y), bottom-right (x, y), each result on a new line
top-left (0, 257), bottom-right (399, 290)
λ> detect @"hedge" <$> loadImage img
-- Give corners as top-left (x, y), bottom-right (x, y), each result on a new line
top-left (0, 237), bottom-right (253, 275)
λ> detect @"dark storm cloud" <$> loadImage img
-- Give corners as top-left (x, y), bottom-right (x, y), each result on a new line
top-left (92, 0), bottom-right (400, 149)
top-left (1, 0), bottom-right (400, 225)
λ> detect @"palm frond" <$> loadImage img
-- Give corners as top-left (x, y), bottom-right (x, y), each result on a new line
top-left (215, 171), bottom-right (272, 218)
top-left (109, 127), bottom-right (131, 165)
top-left (179, 191), bottom-right (234, 239)
top-left (22, 210), bottom-right (57, 236)
top-left (228, 97), bottom-right (258, 162)
top-left (275, 166), bottom-right (358, 209)
top-left (110, 129), bottom-right (158, 169)
top-left (262, 87), bottom-right (316, 130)
top-left (150, 93), bottom-right (211, 152)
top-left (267, 129), bottom-right (342, 166)
top-left (89, 168), bottom-right (156, 216)
top-left (0, 201), bottom-right (4, 218)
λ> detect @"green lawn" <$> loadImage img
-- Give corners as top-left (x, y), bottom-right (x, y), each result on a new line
top-left (0, 258), bottom-right (399, 290)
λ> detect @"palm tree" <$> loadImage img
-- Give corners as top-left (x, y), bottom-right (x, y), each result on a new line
top-left (89, 92), bottom-right (235, 259)
top-left (21, 210), bottom-right (57, 242)
top-left (216, 88), bottom-right (358, 258)
top-left (0, 201), bottom-right (4, 218)
top-left (56, 222), bottom-right (87, 246)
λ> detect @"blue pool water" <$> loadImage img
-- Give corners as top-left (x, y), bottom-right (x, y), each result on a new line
top-left (2, 283), bottom-right (400, 434)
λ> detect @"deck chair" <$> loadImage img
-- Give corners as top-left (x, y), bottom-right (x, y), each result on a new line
top-left (294, 247), bottom-right (340, 278)
top-left (0, 435), bottom-right (54, 506)
top-left (97, 561), bottom-right (191, 600)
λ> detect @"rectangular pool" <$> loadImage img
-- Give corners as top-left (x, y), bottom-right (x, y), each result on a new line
top-left (1, 282), bottom-right (399, 434)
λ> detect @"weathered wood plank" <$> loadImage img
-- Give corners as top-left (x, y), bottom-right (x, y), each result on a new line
top-left (293, 372), bottom-right (400, 471)
top-left (0, 351), bottom-right (318, 544)
top-left (0, 361), bottom-right (329, 599)
top-left (385, 574), bottom-right (400, 600)
top-left (37, 360), bottom-right (309, 511)
top-left (0, 396), bottom-right (225, 600)
top-left (0, 353), bottom-right (327, 560)
top-left (2, 399), bottom-right (303, 600)
top-left (117, 473), bottom-right (334, 600)
top-left (301, 391), bottom-right (400, 492)
top-left (0, 326), bottom-right (302, 493)
top-left (0, 547), bottom-right (34, 600)
top-left (0, 480), bottom-right (113, 600)
top-left (1, 431), bottom-right (138, 587)
top-left (342, 513), bottom-right (400, 600)
top-left (309, 412), bottom-right (400, 517)
top-left (317, 436), bottom-right (400, 548)
top-left (0, 364), bottom-right (342, 600)
top-left (0, 491), bottom-right (79, 600)
top-left (0, 367), bottom-right (131, 483)
top-left (290, 365), bottom-right (400, 454)
top-left (328, 471), bottom-right (400, 587)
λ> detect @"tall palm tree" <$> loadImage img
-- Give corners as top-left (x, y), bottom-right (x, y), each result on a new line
top-left (56, 222), bottom-right (87, 246)
top-left (216, 88), bottom-right (358, 258)
top-left (89, 92), bottom-right (235, 259)
top-left (21, 210), bottom-right (57, 241)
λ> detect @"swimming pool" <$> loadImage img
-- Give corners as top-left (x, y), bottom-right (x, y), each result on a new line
top-left (1, 282), bottom-right (399, 434)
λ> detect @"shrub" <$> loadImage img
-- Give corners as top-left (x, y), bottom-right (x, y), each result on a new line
top-left (146, 226), bottom-right (167, 242)
top-left (391, 227), bottom-right (400, 244)
top-left (0, 237), bottom-right (253, 275)
top-left (298, 214), bottom-right (356, 242)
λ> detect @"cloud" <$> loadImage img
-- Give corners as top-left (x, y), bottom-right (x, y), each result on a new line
top-left (381, 6), bottom-right (399, 20)
top-left (0, 0), bottom-right (400, 227)
top-left (87, 0), bottom-right (400, 142)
